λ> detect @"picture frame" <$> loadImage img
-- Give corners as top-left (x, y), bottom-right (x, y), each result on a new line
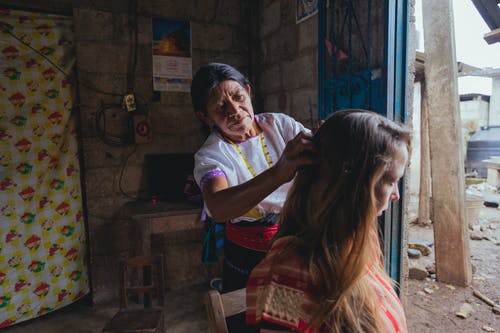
top-left (296, 0), bottom-right (318, 24)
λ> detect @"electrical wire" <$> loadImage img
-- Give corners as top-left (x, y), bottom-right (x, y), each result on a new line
top-left (94, 102), bottom-right (132, 147)
top-left (118, 144), bottom-right (138, 199)
top-left (2, 11), bottom-right (150, 148)
top-left (127, 0), bottom-right (139, 93)
top-left (1, 22), bottom-right (123, 97)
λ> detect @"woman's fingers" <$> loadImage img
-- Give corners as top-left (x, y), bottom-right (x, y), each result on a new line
top-left (273, 132), bottom-right (318, 182)
top-left (287, 132), bottom-right (317, 160)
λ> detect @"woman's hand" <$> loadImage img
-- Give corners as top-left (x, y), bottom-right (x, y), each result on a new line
top-left (270, 131), bottom-right (318, 184)
top-left (202, 132), bottom-right (317, 222)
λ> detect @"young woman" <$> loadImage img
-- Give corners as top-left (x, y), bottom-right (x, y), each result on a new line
top-left (246, 109), bottom-right (410, 333)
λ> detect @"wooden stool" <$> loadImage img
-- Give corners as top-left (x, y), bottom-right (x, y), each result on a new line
top-left (102, 255), bottom-right (165, 333)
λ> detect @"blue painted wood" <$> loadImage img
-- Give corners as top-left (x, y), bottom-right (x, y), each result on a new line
top-left (384, 0), bottom-right (410, 285)
top-left (317, 0), bottom-right (410, 286)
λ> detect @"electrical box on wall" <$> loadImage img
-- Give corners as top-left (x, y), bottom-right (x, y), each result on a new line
top-left (123, 94), bottom-right (137, 112)
top-left (132, 114), bottom-right (152, 144)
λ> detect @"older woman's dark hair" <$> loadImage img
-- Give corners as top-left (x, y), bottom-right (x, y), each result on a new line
top-left (190, 63), bottom-right (251, 114)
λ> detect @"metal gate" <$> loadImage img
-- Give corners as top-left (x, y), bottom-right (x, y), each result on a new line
top-left (318, 0), bottom-right (410, 284)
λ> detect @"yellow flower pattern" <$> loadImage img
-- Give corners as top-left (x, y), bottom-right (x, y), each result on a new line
top-left (0, 8), bottom-right (89, 328)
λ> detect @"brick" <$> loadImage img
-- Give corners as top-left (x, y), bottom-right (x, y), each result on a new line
top-left (159, 92), bottom-right (192, 107)
top-left (91, 222), bottom-right (132, 256)
top-left (280, 0), bottom-right (295, 25)
top-left (191, 23), bottom-right (234, 51)
top-left (217, 0), bottom-right (241, 26)
top-left (150, 107), bottom-right (201, 136)
top-left (137, 15), bottom-right (153, 46)
top-left (260, 0), bottom-right (281, 38)
top-left (75, 41), bottom-right (129, 75)
top-left (119, 165), bottom-right (145, 196)
top-left (132, 75), bottom-right (154, 102)
top-left (282, 53), bottom-right (315, 90)
top-left (73, 0), bottom-right (128, 13)
top-left (82, 137), bottom-right (125, 168)
top-left (136, 47), bottom-right (154, 76)
top-left (84, 168), bottom-right (116, 197)
top-left (78, 105), bottom-right (98, 138)
top-left (265, 25), bottom-right (298, 63)
top-left (298, 15), bottom-right (318, 51)
top-left (261, 0), bottom-right (276, 9)
top-left (232, 26), bottom-right (251, 54)
top-left (148, 0), bottom-right (217, 22)
top-left (85, 196), bottom-right (132, 226)
top-left (260, 65), bottom-right (281, 92)
top-left (77, 71), bottom-right (127, 102)
top-left (151, 227), bottom-right (221, 290)
top-left (73, 8), bottom-right (112, 41)
top-left (90, 254), bottom-right (127, 304)
top-left (263, 92), bottom-right (290, 114)
top-left (291, 88), bottom-right (317, 123)
top-left (192, 50), bottom-right (247, 72)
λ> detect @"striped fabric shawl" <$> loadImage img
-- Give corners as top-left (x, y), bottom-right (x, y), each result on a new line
top-left (246, 236), bottom-right (408, 333)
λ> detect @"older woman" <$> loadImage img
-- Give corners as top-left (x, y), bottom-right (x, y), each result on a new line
top-left (246, 109), bottom-right (410, 333)
top-left (191, 63), bottom-right (317, 295)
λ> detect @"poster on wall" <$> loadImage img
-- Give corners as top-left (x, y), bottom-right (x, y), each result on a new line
top-left (296, 0), bottom-right (318, 24)
top-left (152, 17), bottom-right (192, 92)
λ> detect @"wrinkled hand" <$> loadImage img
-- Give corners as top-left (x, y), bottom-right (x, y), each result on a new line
top-left (272, 131), bottom-right (318, 183)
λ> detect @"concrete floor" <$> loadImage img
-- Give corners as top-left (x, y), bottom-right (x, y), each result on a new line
top-left (2, 284), bottom-right (210, 333)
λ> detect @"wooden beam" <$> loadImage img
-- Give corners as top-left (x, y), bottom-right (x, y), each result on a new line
top-left (422, 0), bottom-right (471, 286)
top-left (418, 80), bottom-right (431, 226)
top-left (484, 28), bottom-right (500, 45)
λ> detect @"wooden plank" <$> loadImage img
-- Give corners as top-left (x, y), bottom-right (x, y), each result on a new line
top-left (422, 0), bottom-right (471, 286)
top-left (418, 80), bottom-right (431, 226)
top-left (484, 27), bottom-right (500, 45)
top-left (205, 290), bottom-right (228, 333)
top-left (221, 288), bottom-right (246, 318)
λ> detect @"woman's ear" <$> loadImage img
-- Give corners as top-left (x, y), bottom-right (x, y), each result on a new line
top-left (246, 84), bottom-right (251, 95)
top-left (195, 111), bottom-right (214, 128)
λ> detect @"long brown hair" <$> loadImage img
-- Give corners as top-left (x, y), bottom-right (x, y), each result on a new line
top-left (273, 109), bottom-right (411, 332)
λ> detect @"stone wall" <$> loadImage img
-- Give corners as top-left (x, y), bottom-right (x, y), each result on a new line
top-left (71, 0), bottom-right (255, 305)
top-left (258, 0), bottom-right (318, 127)
top-left (258, 0), bottom-right (386, 128)
top-left (1, 0), bottom-right (258, 305)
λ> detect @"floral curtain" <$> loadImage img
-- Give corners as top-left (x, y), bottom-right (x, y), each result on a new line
top-left (0, 8), bottom-right (89, 328)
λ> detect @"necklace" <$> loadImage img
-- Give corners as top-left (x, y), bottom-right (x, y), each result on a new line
top-left (225, 125), bottom-right (273, 177)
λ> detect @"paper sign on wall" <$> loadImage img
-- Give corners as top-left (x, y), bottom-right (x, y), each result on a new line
top-left (152, 18), bottom-right (192, 92)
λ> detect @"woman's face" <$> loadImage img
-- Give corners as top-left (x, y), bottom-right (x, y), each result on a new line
top-left (199, 80), bottom-right (255, 139)
top-left (374, 143), bottom-right (408, 216)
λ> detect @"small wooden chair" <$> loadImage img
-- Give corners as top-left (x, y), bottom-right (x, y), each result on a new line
top-left (102, 255), bottom-right (165, 333)
top-left (204, 288), bottom-right (289, 333)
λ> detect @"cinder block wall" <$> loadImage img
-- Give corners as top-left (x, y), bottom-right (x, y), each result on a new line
top-left (0, 0), bottom-right (259, 305)
top-left (70, 0), bottom-right (257, 305)
top-left (258, 0), bottom-right (319, 127)
top-left (258, 0), bottom-right (386, 128)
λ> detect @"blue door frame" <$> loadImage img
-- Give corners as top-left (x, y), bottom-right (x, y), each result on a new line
top-left (318, 0), bottom-right (410, 284)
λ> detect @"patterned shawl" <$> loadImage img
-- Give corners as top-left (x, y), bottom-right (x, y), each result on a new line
top-left (246, 236), bottom-right (408, 333)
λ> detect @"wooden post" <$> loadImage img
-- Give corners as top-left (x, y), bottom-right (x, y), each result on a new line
top-left (418, 80), bottom-right (431, 226)
top-left (422, 0), bottom-right (471, 286)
